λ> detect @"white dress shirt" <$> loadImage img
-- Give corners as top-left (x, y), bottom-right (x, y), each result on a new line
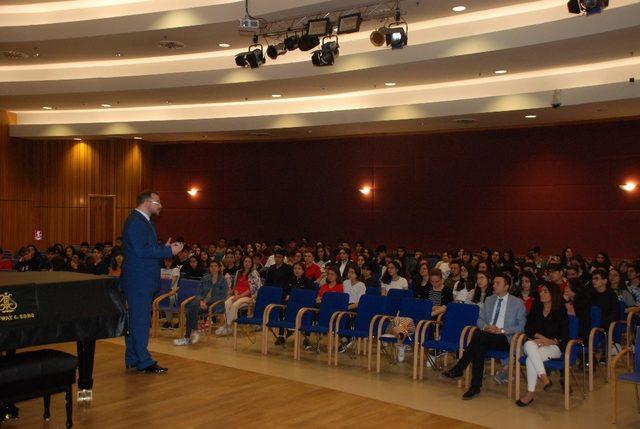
top-left (135, 208), bottom-right (151, 222)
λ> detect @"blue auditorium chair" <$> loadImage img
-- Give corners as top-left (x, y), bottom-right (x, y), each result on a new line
top-left (261, 288), bottom-right (317, 355)
top-left (150, 278), bottom-right (176, 336)
top-left (233, 286), bottom-right (283, 351)
top-left (610, 326), bottom-right (640, 423)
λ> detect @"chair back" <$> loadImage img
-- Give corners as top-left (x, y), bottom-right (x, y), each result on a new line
top-left (385, 289), bottom-right (412, 315)
top-left (312, 282), bottom-right (320, 291)
top-left (317, 292), bottom-right (349, 327)
top-left (158, 278), bottom-right (174, 295)
top-left (284, 289), bottom-right (317, 323)
top-left (353, 295), bottom-right (386, 332)
top-left (177, 278), bottom-right (200, 303)
top-left (589, 306), bottom-right (602, 329)
top-left (254, 286), bottom-right (284, 322)
top-left (365, 286), bottom-right (381, 296)
top-left (398, 298), bottom-right (433, 325)
top-left (439, 303), bottom-right (480, 343)
top-left (567, 315), bottom-right (580, 363)
top-left (635, 326), bottom-right (640, 372)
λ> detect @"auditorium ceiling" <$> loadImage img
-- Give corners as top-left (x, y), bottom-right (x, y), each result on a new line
top-left (1, 0), bottom-right (640, 141)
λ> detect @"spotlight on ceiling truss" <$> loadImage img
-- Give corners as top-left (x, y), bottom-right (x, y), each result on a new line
top-left (235, 38), bottom-right (266, 68)
top-left (567, 0), bottom-right (609, 15)
top-left (369, 6), bottom-right (408, 49)
top-left (311, 36), bottom-right (339, 67)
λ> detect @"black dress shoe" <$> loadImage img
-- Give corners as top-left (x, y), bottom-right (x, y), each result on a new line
top-left (462, 386), bottom-right (481, 400)
top-left (139, 364), bottom-right (168, 374)
top-left (515, 398), bottom-right (534, 407)
top-left (443, 366), bottom-right (464, 379)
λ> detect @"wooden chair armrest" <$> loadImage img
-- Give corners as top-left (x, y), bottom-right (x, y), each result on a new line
top-left (332, 311), bottom-right (357, 333)
top-left (608, 320), bottom-right (627, 338)
top-left (262, 303), bottom-right (286, 327)
top-left (626, 307), bottom-right (640, 325)
top-left (416, 320), bottom-right (436, 345)
top-left (375, 315), bottom-right (395, 338)
top-left (152, 290), bottom-right (177, 309)
top-left (610, 347), bottom-right (632, 373)
top-left (460, 325), bottom-right (479, 349)
top-left (589, 327), bottom-right (606, 350)
top-left (179, 296), bottom-right (196, 312)
top-left (564, 339), bottom-right (583, 369)
top-left (509, 332), bottom-right (524, 357)
top-left (515, 333), bottom-right (527, 362)
top-left (207, 299), bottom-right (226, 317)
top-left (295, 307), bottom-right (319, 330)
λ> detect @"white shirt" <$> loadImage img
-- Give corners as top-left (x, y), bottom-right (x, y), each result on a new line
top-left (382, 277), bottom-right (408, 293)
top-left (265, 254), bottom-right (288, 268)
top-left (160, 267), bottom-right (180, 287)
top-left (343, 279), bottom-right (365, 305)
top-left (135, 208), bottom-right (151, 222)
top-left (490, 294), bottom-right (509, 330)
top-left (453, 283), bottom-right (472, 303)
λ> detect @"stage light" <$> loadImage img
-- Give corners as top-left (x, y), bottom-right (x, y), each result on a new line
top-left (187, 187), bottom-right (199, 197)
top-left (283, 35), bottom-right (299, 51)
top-left (369, 8), bottom-right (408, 50)
top-left (619, 182), bottom-right (637, 192)
top-left (370, 27), bottom-right (387, 47)
top-left (307, 18), bottom-right (332, 36)
top-left (359, 186), bottom-right (372, 195)
top-left (298, 34), bottom-right (320, 51)
top-left (567, 0), bottom-right (609, 15)
top-left (311, 37), bottom-right (339, 67)
top-left (235, 42), bottom-right (266, 69)
top-left (338, 13), bottom-right (362, 34)
top-left (266, 42), bottom-right (286, 60)
top-left (386, 27), bottom-right (407, 49)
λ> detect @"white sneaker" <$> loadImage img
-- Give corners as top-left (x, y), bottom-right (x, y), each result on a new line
top-left (215, 326), bottom-right (226, 336)
top-left (396, 345), bottom-right (405, 363)
top-left (225, 326), bottom-right (233, 335)
top-left (173, 337), bottom-right (190, 346)
top-left (190, 331), bottom-right (201, 344)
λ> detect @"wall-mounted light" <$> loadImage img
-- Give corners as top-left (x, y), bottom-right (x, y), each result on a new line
top-left (187, 187), bottom-right (199, 197)
top-left (619, 182), bottom-right (637, 192)
top-left (359, 186), bottom-right (372, 195)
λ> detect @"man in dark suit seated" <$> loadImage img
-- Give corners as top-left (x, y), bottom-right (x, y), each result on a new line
top-left (443, 273), bottom-right (527, 399)
top-left (121, 190), bottom-right (183, 374)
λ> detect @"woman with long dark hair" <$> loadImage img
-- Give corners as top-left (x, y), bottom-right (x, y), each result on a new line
top-left (516, 283), bottom-right (568, 407)
top-left (381, 260), bottom-right (408, 296)
top-left (453, 265), bottom-right (475, 303)
top-left (467, 271), bottom-right (492, 309)
top-left (515, 271), bottom-right (538, 313)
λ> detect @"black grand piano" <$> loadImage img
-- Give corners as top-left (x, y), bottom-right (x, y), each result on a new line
top-left (0, 271), bottom-right (126, 405)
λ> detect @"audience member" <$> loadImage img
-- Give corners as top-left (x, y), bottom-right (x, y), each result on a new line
top-left (380, 260), bottom-right (408, 296)
top-left (412, 263), bottom-right (430, 300)
top-left (425, 268), bottom-right (453, 318)
top-left (317, 265), bottom-right (344, 304)
top-left (453, 265), bottom-right (475, 303)
top-left (180, 255), bottom-right (205, 280)
top-left (343, 266), bottom-right (365, 310)
top-left (219, 255), bottom-right (262, 336)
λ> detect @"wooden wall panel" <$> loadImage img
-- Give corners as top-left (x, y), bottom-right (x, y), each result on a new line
top-left (0, 117), bottom-right (153, 253)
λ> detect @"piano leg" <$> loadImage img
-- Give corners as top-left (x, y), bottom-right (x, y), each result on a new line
top-left (76, 340), bottom-right (96, 403)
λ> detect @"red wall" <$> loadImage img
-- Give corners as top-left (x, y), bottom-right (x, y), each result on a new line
top-left (152, 120), bottom-right (640, 259)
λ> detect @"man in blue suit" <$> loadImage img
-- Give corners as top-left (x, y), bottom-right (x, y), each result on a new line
top-left (444, 273), bottom-right (526, 399)
top-left (121, 190), bottom-right (183, 373)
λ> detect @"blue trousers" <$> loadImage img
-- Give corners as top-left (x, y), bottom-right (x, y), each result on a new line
top-left (124, 290), bottom-right (155, 370)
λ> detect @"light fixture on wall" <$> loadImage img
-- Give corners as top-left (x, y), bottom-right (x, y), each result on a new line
top-left (359, 186), bottom-right (372, 195)
top-left (619, 182), bottom-right (637, 192)
top-left (187, 187), bottom-right (199, 197)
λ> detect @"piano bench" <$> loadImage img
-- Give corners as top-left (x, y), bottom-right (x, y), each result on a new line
top-left (0, 349), bottom-right (77, 428)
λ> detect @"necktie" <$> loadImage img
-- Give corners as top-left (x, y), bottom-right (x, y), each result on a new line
top-left (492, 298), bottom-right (503, 326)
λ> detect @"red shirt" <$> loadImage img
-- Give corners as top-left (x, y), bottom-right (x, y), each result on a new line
top-left (305, 263), bottom-right (321, 281)
top-left (0, 259), bottom-right (12, 270)
top-left (318, 283), bottom-right (344, 299)
top-left (236, 274), bottom-right (250, 295)
top-left (521, 296), bottom-right (535, 313)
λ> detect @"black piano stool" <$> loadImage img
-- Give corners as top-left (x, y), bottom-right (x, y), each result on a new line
top-left (0, 349), bottom-right (77, 428)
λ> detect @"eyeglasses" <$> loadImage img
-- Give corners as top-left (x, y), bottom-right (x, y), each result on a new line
top-left (149, 201), bottom-right (162, 206)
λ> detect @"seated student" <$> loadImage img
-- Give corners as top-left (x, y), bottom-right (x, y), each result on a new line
top-left (547, 263), bottom-right (568, 293)
top-left (453, 265), bottom-right (475, 303)
top-left (343, 266), bottom-right (366, 310)
top-left (78, 241), bottom-right (91, 262)
top-left (591, 269), bottom-right (621, 331)
top-left (361, 262), bottom-right (381, 290)
top-left (181, 255), bottom-right (206, 280)
top-left (218, 255), bottom-right (262, 336)
top-left (563, 278), bottom-right (591, 343)
top-left (0, 248), bottom-right (12, 270)
top-left (335, 247), bottom-right (356, 279)
top-left (14, 247), bottom-right (39, 272)
top-left (515, 283), bottom-right (569, 407)
top-left (287, 262), bottom-right (316, 292)
top-left (108, 251), bottom-right (124, 277)
top-left (609, 268), bottom-right (637, 309)
top-left (626, 262), bottom-right (640, 306)
top-left (444, 259), bottom-right (462, 290)
top-left (303, 250), bottom-right (322, 281)
top-left (65, 254), bottom-right (84, 273)
top-left (466, 271), bottom-right (493, 310)
top-left (434, 251), bottom-right (451, 279)
top-left (85, 246), bottom-right (109, 275)
top-left (381, 260), bottom-right (408, 296)
top-left (161, 257), bottom-right (180, 287)
top-left (425, 268), bottom-right (453, 318)
top-left (444, 274), bottom-right (527, 400)
top-left (412, 263), bottom-right (430, 300)
top-left (316, 265), bottom-right (344, 304)
top-left (516, 271), bottom-right (538, 313)
top-left (223, 252), bottom-right (238, 277)
top-left (266, 249), bottom-right (294, 295)
top-left (315, 245), bottom-right (331, 270)
top-left (175, 260), bottom-right (228, 345)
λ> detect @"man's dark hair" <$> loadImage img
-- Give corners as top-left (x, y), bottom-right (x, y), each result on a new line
top-left (494, 272), bottom-right (512, 287)
top-left (591, 268), bottom-right (608, 280)
top-left (136, 190), bottom-right (158, 206)
top-left (547, 263), bottom-right (563, 272)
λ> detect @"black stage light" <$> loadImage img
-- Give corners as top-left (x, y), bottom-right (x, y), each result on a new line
top-left (567, 0), bottom-right (609, 14)
top-left (298, 34), bottom-right (320, 51)
top-left (235, 52), bottom-right (247, 67)
top-left (311, 37), bottom-right (339, 67)
top-left (267, 42), bottom-right (286, 60)
top-left (370, 27), bottom-right (387, 46)
top-left (386, 26), bottom-right (407, 49)
top-left (245, 48), bottom-right (265, 68)
top-left (284, 35), bottom-right (299, 51)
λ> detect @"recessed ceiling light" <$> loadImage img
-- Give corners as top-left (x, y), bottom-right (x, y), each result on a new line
top-left (524, 114), bottom-right (537, 119)
top-left (42, 106), bottom-right (53, 110)
top-left (494, 69), bottom-right (508, 74)
top-left (73, 138), bottom-right (82, 141)
top-left (101, 103), bottom-right (111, 108)
top-left (218, 43), bottom-right (230, 48)
top-left (452, 6), bottom-right (467, 12)
top-left (385, 82), bottom-right (396, 87)
top-left (271, 94), bottom-right (282, 98)
top-left (133, 136), bottom-right (142, 140)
